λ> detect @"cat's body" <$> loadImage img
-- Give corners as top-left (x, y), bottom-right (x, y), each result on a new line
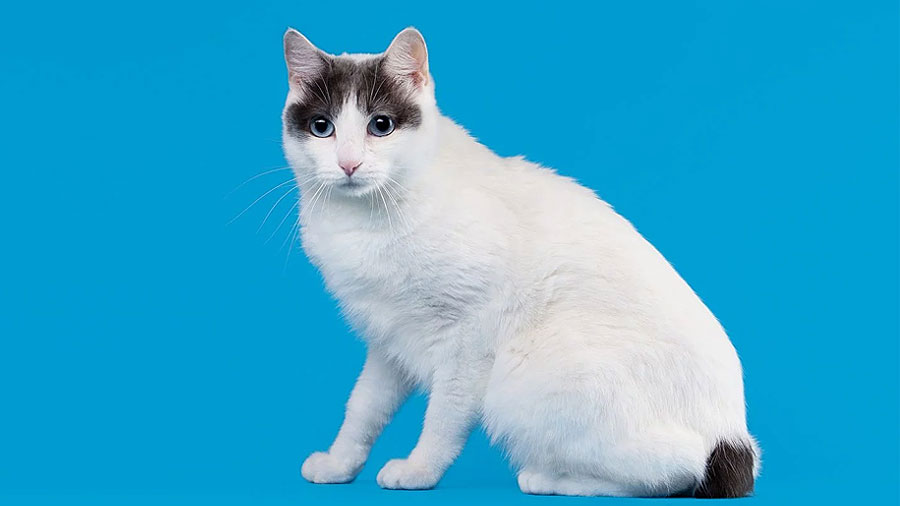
top-left (282, 28), bottom-right (758, 497)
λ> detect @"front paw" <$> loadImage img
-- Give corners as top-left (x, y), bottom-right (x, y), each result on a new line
top-left (301, 451), bottom-right (363, 484)
top-left (376, 458), bottom-right (441, 490)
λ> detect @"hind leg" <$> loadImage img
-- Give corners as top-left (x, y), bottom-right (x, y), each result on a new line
top-left (594, 430), bottom-right (707, 496)
top-left (484, 344), bottom-right (708, 496)
top-left (514, 430), bottom-right (705, 497)
top-left (485, 322), bottom-right (712, 497)
top-left (517, 469), bottom-right (632, 497)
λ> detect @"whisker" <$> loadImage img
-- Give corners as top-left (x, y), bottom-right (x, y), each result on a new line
top-left (266, 199), bottom-right (299, 243)
top-left (226, 166), bottom-right (291, 197)
top-left (320, 184), bottom-right (335, 221)
top-left (294, 173), bottom-right (321, 189)
top-left (280, 213), bottom-right (299, 251)
top-left (311, 181), bottom-right (332, 221)
top-left (376, 184), bottom-right (393, 233)
top-left (228, 178), bottom-right (296, 225)
top-left (385, 176), bottom-right (409, 195)
top-left (384, 178), bottom-right (410, 210)
top-left (372, 67), bottom-right (387, 105)
top-left (301, 181), bottom-right (327, 225)
top-left (313, 79), bottom-right (329, 106)
top-left (382, 181), bottom-right (409, 231)
top-left (369, 61), bottom-right (379, 102)
top-left (282, 218), bottom-right (300, 272)
top-left (321, 74), bottom-right (331, 103)
top-left (257, 185), bottom-right (297, 232)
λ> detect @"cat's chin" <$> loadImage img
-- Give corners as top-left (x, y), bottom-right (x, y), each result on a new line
top-left (331, 178), bottom-right (378, 198)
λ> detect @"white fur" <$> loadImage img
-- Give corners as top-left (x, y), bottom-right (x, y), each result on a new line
top-left (284, 28), bottom-right (757, 496)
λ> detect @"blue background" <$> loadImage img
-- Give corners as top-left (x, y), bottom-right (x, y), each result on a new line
top-left (2, 1), bottom-right (897, 504)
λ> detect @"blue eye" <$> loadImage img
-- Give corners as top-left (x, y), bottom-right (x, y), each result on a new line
top-left (309, 116), bottom-right (334, 137)
top-left (368, 115), bottom-right (394, 136)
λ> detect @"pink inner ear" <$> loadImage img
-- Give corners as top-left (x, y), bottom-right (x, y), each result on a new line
top-left (284, 30), bottom-right (327, 88)
top-left (409, 69), bottom-right (426, 87)
top-left (385, 30), bottom-right (429, 88)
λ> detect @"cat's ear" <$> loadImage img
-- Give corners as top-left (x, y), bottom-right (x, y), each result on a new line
top-left (284, 28), bottom-right (327, 89)
top-left (383, 27), bottom-right (430, 89)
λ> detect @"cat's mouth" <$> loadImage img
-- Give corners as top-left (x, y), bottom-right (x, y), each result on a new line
top-left (339, 178), bottom-right (365, 188)
top-left (334, 176), bottom-right (376, 197)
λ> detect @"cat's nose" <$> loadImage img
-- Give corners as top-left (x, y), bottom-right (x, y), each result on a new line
top-left (339, 160), bottom-right (362, 177)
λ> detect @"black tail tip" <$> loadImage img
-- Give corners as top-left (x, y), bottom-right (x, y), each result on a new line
top-left (694, 440), bottom-right (756, 498)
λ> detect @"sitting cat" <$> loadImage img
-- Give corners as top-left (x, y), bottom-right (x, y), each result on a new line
top-left (281, 27), bottom-right (759, 497)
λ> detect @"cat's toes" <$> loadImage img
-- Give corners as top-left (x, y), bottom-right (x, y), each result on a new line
top-left (517, 469), bottom-right (555, 495)
top-left (376, 458), bottom-right (440, 490)
top-left (301, 451), bottom-right (363, 484)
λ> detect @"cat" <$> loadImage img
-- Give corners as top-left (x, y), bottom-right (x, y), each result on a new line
top-left (281, 27), bottom-right (759, 498)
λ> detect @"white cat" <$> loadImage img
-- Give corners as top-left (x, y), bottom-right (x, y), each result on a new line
top-left (281, 27), bottom-right (759, 497)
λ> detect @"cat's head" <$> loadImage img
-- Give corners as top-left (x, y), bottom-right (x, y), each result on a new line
top-left (281, 28), bottom-right (438, 198)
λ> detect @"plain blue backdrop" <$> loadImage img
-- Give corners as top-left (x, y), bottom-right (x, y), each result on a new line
top-left (1, 1), bottom-right (897, 504)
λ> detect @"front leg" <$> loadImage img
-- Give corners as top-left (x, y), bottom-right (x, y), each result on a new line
top-left (376, 359), bottom-right (487, 490)
top-left (302, 350), bottom-right (411, 484)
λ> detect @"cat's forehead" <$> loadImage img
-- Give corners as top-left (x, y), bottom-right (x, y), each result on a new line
top-left (284, 53), bottom-right (422, 138)
top-left (306, 53), bottom-right (376, 94)
top-left (323, 55), bottom-right (381, 102)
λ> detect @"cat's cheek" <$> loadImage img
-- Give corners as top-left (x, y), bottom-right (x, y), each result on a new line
top-left (285, 135), bottom-right (339, 180)
top-left (282, 137), bottom-right (315, 174)
top-left (380, 129), bottom-right (430, 177)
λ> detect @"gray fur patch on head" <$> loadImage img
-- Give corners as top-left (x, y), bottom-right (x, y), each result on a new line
top-left (282, 28), bottom-right (428, 140)
top-left (283, 56), bottom-right (422, 139)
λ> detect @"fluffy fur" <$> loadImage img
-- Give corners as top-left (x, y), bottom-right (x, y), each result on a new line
top-left (281, 27), bottom-right (759, 497)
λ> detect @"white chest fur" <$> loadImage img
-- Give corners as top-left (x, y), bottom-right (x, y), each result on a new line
top-left (299, 200), bottom-right (505, 382)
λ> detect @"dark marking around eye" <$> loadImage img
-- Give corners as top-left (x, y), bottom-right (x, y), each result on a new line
top-left (283, 55), bottom-right (422, 139)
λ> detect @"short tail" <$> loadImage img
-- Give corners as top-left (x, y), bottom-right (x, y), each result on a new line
top-left (693, 439), bottom-right (758, 498)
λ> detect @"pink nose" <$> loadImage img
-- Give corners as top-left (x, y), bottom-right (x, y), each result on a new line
top-left (339, 160), bottom-right (361, 176)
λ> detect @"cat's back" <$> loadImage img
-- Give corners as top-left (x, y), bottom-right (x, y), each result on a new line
top-left (476, 149), bottom-right (732, 351)
top-left (482, 151), bottom-right (747, 427)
